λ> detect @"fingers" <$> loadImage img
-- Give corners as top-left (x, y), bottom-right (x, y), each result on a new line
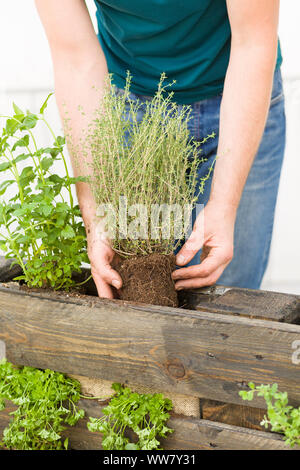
top-left (87, 235), bottom-right (123, 299)
top-left (176, 209), bottom-right (205, 266)
top-left (93, 273), bottom-right (114, 299)
top-left (173, 245), bottom-right (233, 290)
top-left (91, 261), bottom-right (123, 299)
top-left (99, 263), bottom-right (123, 289)
top-left (174, 266), bottom-right (225, 290)
top-left (176, 229), bottom-right (204, 266)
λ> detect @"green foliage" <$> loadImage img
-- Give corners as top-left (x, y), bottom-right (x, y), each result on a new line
top-left (87, 382), bottom-right (174, 450)
top-left (240, 383), bottom-right (300, 448)
top-left (0, 359), bottom-right (84, 450)
top-left (83, 73), bottom-right (213, 257)
top-left (0, 95), bottom-right (88, 289)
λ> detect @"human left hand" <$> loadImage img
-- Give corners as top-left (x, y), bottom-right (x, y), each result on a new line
top-left (172, 200), bottom-right (236, 290)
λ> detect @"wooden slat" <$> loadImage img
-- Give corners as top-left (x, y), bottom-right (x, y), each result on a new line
top-left (179, 286), bottom-right (300, 323)
top-left (1, 284), bottom-right (300, 409)
top-left (0, 399), bottom-right (295, 451)
top-left (0, 257), bottom-right (22, 283)
top-left (2, 256), bottom-right (299, 323)
top-left (200, 399), bottom-right (266, 431)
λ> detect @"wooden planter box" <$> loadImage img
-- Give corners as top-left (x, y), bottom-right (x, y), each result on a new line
top-left (0, 264), bottom-right (299, 450)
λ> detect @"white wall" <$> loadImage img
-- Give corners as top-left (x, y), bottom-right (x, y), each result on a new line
top-left (262, 1), bottom-right (300, 293)
top-left (0, 0), bottom-right (299, 294)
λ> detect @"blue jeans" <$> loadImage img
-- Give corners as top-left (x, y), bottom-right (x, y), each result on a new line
top-left (116, 67), bottom-right (286, 289)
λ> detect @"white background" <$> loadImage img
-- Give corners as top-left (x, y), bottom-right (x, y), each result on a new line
top-left (0, 0), bottom-right (299, 294)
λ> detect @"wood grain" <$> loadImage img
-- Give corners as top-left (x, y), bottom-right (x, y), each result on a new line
top-left (3, 256), bottom-right (298, 323)
top-left (0, 284), bottom-right (300, 409)
top-left (0, 398), bottom-right (295, 451)
top-left (0, 257), bottom-right (22, 283)
top-left (179, 286), bottom-right (300, 323)
top-left (200, 399), bottom-right (266, 431)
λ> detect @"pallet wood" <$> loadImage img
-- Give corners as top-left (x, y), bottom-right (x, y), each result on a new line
top-left (1, 284), bottom-right (300, 409)
top-left (0, 258), bottom-right (22, 283)
top-left (2, 255), bottom-right (298, 323)
top-left (200, 398), bottom-right (266, 431)
top-left (179, 286), bottom-right (300, 323)
top-left (0, 398), bottom-right (295, 451)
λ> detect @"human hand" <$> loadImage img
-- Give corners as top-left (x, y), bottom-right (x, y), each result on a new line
top-left (87, 230), bottom-right (122, 299)
top-left (172, 201), bottom-right (236, 290)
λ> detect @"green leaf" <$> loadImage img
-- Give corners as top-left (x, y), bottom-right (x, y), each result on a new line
top-left (40, 92), bottom-right (54, 115)
top-left (55, 202), bottom-right (70, 213)
top-left (0, 161), bottom-right (12, 172)
top-left (0, 180), bottom-right (15, 195)
top-left (40, 204), bottom-right (52, 217)
top-left (125, 443), bottom-right (139, 450)
top-left (56, 136), bottom-right (65, 146)
top-left (40, 157), bottom-right (54, 172)
top-left (34, 230), bottom-right (46, 239)
top-left (19, 166), bottom-right (35, 187)
top-left (19, 166), bottom-right (34, 177)
top-left (48, 174), bottom-right (63, 184)
top-left (12, 135), bottom-right (30, 151)
top-left (33, 259), bottom-right (43, 268)
top-left (13, 102), bottom-right (24, 116)
top-left (13, 153), bottom-right (31, 164)
top-left (16, 234), bottom-right (31, 244)
top-left (68, 176), bottom-right (89, 184)
top-left (5, 118), bottom-right (19, 135)
top-left (61, 225), bottom-right (75, 239)
top-left (22, 114), bottom-right (38, 130)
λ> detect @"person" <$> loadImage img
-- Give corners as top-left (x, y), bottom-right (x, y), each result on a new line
top-left (35, 0), bottom-right (285, 298)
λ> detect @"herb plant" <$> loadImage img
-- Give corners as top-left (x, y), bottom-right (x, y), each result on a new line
top-left (0, 359), bottom-right (84, 450)
top-left (0, 95), bottom-right (88, 290)
top-left (240, 383), bottom-right (300, 448)
top-left (87, 382), bottom-right (174, 450)
top-left (83, 74), bottom-right (213, 258)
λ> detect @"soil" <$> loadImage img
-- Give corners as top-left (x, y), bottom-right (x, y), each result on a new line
top-left (1, 254), bottom-right (179, 308)
top-left (114, 253), bottom-right (178, 308)
top-left (19, 283), bottom-right (88, 298)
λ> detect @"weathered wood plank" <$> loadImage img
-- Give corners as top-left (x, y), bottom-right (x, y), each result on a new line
top-left (2, 255), bottom-right (299, 324)
top-left (200, 399), bottom-right (266, 431)
top-left (0, 285), bottom-right (300, 408)
top-left (0, 257), bottom-right (22, 283)
top-left (0, 399), bottom-right (295, 450)
top-left (3, 254), bottom-right (299, 324)
top-left (179, 286), bottom-right (300, 323)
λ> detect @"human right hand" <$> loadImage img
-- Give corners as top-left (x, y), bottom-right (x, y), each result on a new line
top-left (87, 232), bottom-right (122, 299)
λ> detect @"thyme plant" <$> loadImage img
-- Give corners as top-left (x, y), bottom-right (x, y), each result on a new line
top-left (0, 95), bottom-right (88, 290)
top-left (84, 74), bottom-right (213, 257)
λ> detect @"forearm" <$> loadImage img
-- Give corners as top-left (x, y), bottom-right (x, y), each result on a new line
top-left (209, 43), bottom-right (277, 213)
top-left (35, 0), bottom-right (108, 232)
top-left (54, 54), bottom-right (108, 231)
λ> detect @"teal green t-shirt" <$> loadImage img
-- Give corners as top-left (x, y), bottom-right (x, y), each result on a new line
top-left (94, 0), bottom-right (282, 104)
